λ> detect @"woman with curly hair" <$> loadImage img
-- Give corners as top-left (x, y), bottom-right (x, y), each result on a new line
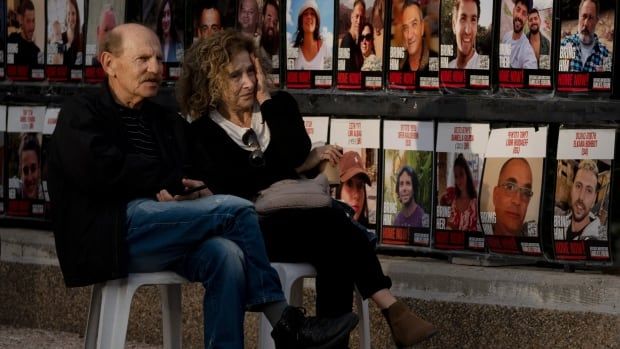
top-left (178, 29), bottom-right (437, 348)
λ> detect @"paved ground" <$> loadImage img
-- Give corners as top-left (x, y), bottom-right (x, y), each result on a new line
top-left (0, 325), bottom-right (160, 349)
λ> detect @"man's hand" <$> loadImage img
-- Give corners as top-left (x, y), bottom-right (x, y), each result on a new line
top-left (156, 178), bottom-right (213, 202)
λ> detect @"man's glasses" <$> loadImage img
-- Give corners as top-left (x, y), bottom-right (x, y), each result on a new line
top-left (242, 128), bottom-right (265, 168)
top-left (361, 33), bottom-right (373, 42)
top-left (22, 163), bottom-right (38, 176)
top-left (498, 181), bottom-right (533, 200)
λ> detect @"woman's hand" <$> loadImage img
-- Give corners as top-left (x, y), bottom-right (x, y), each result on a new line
top-left (295, 144), bottom-right (343, 174)
top-left (252, 54), bottom-right (271, 105)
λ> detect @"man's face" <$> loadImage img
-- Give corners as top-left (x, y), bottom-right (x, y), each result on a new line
top-left (239, 0), bottom-right (258, 34)
top-left (21, 9), bottom-right (36, 42)
top-left (262, 4), bottom-right (279, 38)
top-left (493, 159), bottom-right (533, 236)
top-left (528, 12), bottom-right (540, 34)
top-left (401, 4), bottom-right (424, 59)
top-left (452, 0), bottom-right (478, 58)
top-left (578, 0), bottom-right (598, 45)
top-left (221, 50), bottom-right (257, 114)
top-left (97, 10), bottom-right (117, 45)
top-left (570, 168), bottom-right (598, 224)
top-left (106, 29), bottom-right (163, 104)
top-left (198, 8), bottom-right (222, 38)
top-left (20, 149), bottom-right (40, 199)
top-left (350, 3), bottom-right (365, 35)
top-left (512, 2), bottom-right (528, 34)
top-left (398, 172), bottom-right (414, 206)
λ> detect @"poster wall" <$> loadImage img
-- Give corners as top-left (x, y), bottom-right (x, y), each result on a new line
top-left (435, 122), bottom-right (489, 250)
top-left (557, 0), bottom-right (614, 93)
top-left (337, 0), bottom-right (385, 90)
top-left (553, 128), bottom-right (615, 261)
top-left (388, 0), bottom-right (440, 90)
top-left (286, 0), bottom-right (335, 88)
top-left (6, 105), bottom-right (46, 217)
top-left (330, 118), bottom-right (381, 232)
top-left (498, 0), bottom-right (554, 90)
top-left (7, 0), bottom-right (45, 80)
top-left (439, 0), bottom-right (494, 91)
top-left (382, 120), bottom-right (434, 247)
top-left (46, 0), bottom-right (85, 81)
top-left (480, 126), bottom-right (547, 256)
top-left (84, 0), bottom-right (125, 82)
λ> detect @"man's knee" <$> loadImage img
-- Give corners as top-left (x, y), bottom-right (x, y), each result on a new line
top-left (193, 237), bottom-right (246, 276)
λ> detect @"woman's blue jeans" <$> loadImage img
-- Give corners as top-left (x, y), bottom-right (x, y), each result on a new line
top-left (125, 194), bottom-right (285, 349)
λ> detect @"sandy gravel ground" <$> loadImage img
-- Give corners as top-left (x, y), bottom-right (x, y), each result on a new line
top-left (0, 325), bottom-right (161, 349)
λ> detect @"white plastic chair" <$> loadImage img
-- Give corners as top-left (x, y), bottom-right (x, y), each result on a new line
top-left (84, 271), bottom-right (188, 349)
top-left (258, 263), bottom-right (371, 349)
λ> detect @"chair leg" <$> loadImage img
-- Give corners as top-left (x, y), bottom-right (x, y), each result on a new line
top-left (84, 283), bottom-right (103, 349)
top-left (355, 288), bottom-right (371, 349)
top-left (160, 284), bottom-right (182, 349)
top-left (258, 314), bottom-right (275, 349)
top-left (288, 277), bottom-right (305, 307)
top-left (97, 279), bottom-right (136, 349)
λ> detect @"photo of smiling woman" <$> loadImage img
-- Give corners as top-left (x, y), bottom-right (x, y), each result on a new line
top-left (286, 0), bottom-right (334, 88)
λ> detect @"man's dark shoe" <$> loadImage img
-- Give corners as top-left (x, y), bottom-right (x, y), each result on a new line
top-left (271, 306), bottom-right (359, 349)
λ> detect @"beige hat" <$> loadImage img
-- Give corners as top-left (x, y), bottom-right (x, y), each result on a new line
top-left (339, 151), bottom-right (371, 184)
top-left (298, 0), bottom-right (320, 19)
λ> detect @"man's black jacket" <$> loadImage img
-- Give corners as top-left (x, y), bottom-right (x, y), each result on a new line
top-left (49, 85), bottom-right (192, 287)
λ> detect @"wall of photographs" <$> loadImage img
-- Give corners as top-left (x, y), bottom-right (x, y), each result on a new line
top-left (0, 0), bottom-right (619, 267)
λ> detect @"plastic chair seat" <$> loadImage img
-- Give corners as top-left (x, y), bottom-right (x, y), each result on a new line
top-left (84, 271), bottom-right (188, 349)
top-left (258, 262), bottom-right (371, 349)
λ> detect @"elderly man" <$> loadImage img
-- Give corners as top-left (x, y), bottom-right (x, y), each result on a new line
top-left (560, 0), bottom-right (610, 72)
top-left (7, 0), bottom-right (41, 66)
top-left (400, 0), bottom-right (430, 71)
top-left (197, 4), bottom-right (222, 39)
top-left (560, 160), bottom-right (605, 240)
top-left (448, 0), bottom-right (481, 69)
top-left (49, 23), bottom-right (357, 349)
top-left (501, 0), bottom-right (537, 69)
top-left (492, 158), bottom-right (534, 236)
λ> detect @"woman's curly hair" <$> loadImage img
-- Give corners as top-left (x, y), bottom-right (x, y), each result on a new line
top-left (176, 29), bottom-right (269, 119)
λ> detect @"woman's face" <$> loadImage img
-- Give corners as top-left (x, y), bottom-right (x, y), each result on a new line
top-left (454, 164), bottom-right (467, 195)
top-left (162, 2), bottom-right (172, 35)
top-left (66, 2), bottom-right (77, 29)
top-left (301, 8), bottom-right (317, 34)
top-left (360, 26), bottom-right (373, 57)
top-left (221, 50), bottom-right (257, 113)
top-left (341, 175), bottom-right (366, 221)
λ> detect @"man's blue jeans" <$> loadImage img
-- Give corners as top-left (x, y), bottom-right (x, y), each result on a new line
top-left (125, 194), bottom-right (285, 349)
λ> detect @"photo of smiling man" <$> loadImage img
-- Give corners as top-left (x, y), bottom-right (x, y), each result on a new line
top-left (439, 0), bottom-right (494, 90)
